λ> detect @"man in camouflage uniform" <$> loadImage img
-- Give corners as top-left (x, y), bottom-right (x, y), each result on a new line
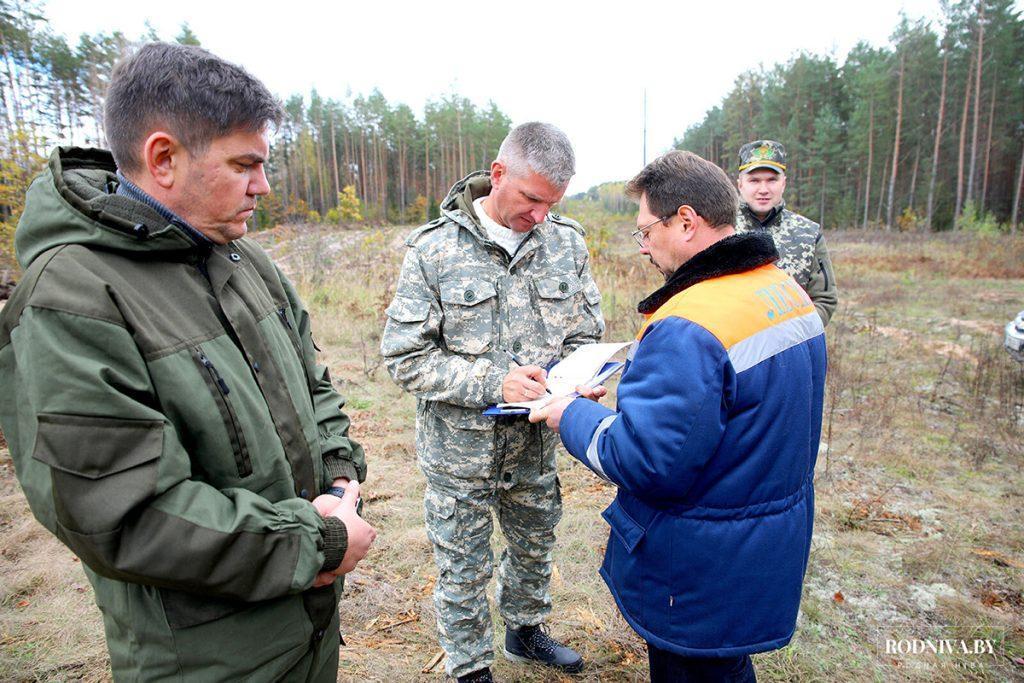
top-left (735, 139), bottom-right (838, 326)
top-left (381, 122), bottom-right (604, 682)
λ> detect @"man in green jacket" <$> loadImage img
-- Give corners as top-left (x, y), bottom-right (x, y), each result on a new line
top-left (0, 43), bottom-right (375, 681)
top-left (735, 139), bottom-right (838, 326)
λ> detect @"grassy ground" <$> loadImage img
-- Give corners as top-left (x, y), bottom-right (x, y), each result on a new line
top-left (1, 221), bottom-right (1022, 682)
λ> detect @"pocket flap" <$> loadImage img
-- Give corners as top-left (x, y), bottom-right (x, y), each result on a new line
top-left (535, 273), bottom-right (582, 300)
top-left (385, 296), bottom-right (433, 323)
top-left (32, 414), bottom-right (163, 479)
top-left (439, 279), bottom-right (497, 306)
top-left (601, 497), bottom-right (646, 553)
top-left (426, 400), bottom-right (494, 431)
top-left (423, 489), bottom-right (457, 520)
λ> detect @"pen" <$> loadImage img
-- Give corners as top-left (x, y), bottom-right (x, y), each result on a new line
top-left (506, 349), bottom-right (553, 396)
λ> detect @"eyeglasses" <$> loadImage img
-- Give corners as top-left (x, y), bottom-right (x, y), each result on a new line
top-left (631, 216), bottom-right (667, 247)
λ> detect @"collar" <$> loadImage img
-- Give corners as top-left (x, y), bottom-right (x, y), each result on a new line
top-left (637, 232), bottom-right (778, 315)
top-left (741, 200), bottom-right (785, 229)
top-left (115, 171), bottom-right (213, 247)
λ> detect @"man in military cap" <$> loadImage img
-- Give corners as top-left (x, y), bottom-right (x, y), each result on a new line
top-left (381, 122), bottom-right (604, 682)
top-left (736, 139), bottom-right (837, 326)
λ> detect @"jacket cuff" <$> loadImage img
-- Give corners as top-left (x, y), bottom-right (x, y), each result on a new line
top-left (560, 397), bottom-right (615, 463)
top-left (484, 358), bottom-right (511, 405)
top-left (319, 515), bottom-right (348, 573)
top-left (323, 453), bottom-right (359, 483)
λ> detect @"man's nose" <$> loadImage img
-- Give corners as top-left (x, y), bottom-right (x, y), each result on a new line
top-left (250, 167), bottom-right (271, 196)
top-left (529, 206), bottom-right (548, 224)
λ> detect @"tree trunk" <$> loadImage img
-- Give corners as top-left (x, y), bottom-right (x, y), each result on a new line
top-left (908, 145), bottom-right (920, 214)
top-left (886, 54), bottom-right (905, 231)
top-left (955, 55), bottom-right (974, 229)
top-left (863, 99), bottom-right (874, 229)
top-left (966, 0), bottom-right (985, 206)
top-left (926, 51), bottom-right (948, 231)
top-left (330, 120), bottom-right (340, 201)
top-left (980, 71), bottom-right (996, 212)
top-left (1011, 138), bottom-right (1024, 234)
top-left (876, 153), bottom-right (890, 224)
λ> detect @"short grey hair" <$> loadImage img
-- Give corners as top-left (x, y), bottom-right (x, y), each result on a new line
top-left (496, 121), bottom-right (575, 186)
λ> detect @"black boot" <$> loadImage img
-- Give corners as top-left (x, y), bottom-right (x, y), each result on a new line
top-left (456, 667), bottom-right (493, 683)
top-left (504, 623), bottom-right (584, 673)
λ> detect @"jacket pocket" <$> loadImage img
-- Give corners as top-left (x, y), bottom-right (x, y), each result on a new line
top-left (32, 414), bottom-right (162, 534)
top-left (160, 588), bottom-right (247, 629)
top-left (276, 305), bottom-right (304, 361)
top-left (438, 278), bottom-right (496, 355)
top-left (534, 272), bottom-right (583, 344)
top-left (601, 497), bottom-right (646, 553)
top-left (193, 347), bottom-right (252, 478)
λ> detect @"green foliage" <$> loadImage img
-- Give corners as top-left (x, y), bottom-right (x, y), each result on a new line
top-left (175, 23), bottom-right (201, 46)
top-left (675, 1), bottom-right (1024, 231)
top-left (958, 201), bottom-right (1002, 234)
top-left (325, 207), bottom-right (340, 224)
top-left (337, 186), bottom-right (363, 222)
top-left (306, 210), bottom-right (321, 224)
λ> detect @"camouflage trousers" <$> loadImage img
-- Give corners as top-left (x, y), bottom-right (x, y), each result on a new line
top-left (418, 407), bottom-right (562, 678)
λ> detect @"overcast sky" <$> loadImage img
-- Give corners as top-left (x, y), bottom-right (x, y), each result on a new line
top-left (41, 0), bottom-right (995, 193)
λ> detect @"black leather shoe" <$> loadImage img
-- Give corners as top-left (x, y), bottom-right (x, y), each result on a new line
top-left (456, 667), bottom-right (493, 683)
top-left (504, 623), bottom-right (584, 673)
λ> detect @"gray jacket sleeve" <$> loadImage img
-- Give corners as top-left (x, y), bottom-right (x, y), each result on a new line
top-left (380, 246), bottom-right (508, 408)
top-left (806, 233), bottom-right (838, 327)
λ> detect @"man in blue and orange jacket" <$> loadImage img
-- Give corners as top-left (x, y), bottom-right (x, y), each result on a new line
top-left (532, 150), bottom-right (827, 682)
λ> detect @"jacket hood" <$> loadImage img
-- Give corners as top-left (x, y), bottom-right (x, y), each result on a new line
top-left (438, 171), bottom-right (493, 240)
top-left (15, 147), bottom-right (200, 268)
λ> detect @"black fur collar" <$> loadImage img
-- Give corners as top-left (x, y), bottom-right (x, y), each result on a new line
top-left (637, 232), bottom-right (778, 315)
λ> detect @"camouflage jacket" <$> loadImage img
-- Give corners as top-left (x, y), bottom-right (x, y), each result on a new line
top-left (381, 171), bottom-right (605, 430)
top-left (735, 202), bottom-right (837, 326)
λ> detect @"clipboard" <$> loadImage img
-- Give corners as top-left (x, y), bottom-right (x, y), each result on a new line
top-left (483, 360), bottom-right (625, 416)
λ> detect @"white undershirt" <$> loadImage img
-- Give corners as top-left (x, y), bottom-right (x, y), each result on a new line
top-left (474, 196), bottom-right (529, 257)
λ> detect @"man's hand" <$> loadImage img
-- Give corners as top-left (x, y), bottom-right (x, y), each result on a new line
top-left (502, 364), bottom-right (548, 402)
top-left (528, 384), bottom-right (606, 433)
top-left (529, 396), bottom-right (574, 433)
top-left (312, 482), bottom-right (377, 586)
top-left (576, 384), bottom-right (608, 401)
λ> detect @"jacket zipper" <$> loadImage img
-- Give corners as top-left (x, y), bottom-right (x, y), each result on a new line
top-left (277, 306), bottom-right (306, 360)
top-left (194, 347), bottom-right (252, 477)
top-left (819, 258), bottom-right (830, 291)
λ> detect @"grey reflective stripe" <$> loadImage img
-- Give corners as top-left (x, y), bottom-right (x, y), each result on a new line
top-left (585, 414), bottom-right (618, 481)
top-left (626, 341), bottom-right (638, 361)
top-left (728, 311), bottom-right (824, 374)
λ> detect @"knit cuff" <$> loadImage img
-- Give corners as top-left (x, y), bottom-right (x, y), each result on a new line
top-left (319, 516), bottom-right (348, 573)
top-left (323, 454), bottom-right (359, 484)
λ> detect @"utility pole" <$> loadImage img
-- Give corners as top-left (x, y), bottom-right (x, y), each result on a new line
top-left (642, 88), bottom-right (648, 166)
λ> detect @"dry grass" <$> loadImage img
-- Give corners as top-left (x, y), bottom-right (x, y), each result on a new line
top-left (1, 223), bottom-right (1023, 681)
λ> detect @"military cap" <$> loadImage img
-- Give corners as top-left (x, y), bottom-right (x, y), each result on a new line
top-left (738, 139), bottom-right (787, 174)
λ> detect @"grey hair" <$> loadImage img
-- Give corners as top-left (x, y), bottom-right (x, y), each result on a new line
top-left (105, 42), bottom-right (283, 174)
top-left (496, 122), bottom-right (576, 186)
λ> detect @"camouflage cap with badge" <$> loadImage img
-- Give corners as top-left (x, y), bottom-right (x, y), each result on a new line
top-left (738, 139), bottom-right (787, 174)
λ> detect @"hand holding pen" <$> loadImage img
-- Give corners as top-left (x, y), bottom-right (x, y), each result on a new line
top-left (501, 349), bottom-right (550, 402)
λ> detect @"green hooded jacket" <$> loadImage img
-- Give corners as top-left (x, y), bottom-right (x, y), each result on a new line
top-left (0, 148), bottom-right (366, 681)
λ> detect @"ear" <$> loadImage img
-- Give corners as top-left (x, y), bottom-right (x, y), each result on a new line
top-left (142, 131), bottom-right (184, 190)
top-left (677, 205), bottom-right (700, 240)
top-left (490, 160), bottom-right (505, 187)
